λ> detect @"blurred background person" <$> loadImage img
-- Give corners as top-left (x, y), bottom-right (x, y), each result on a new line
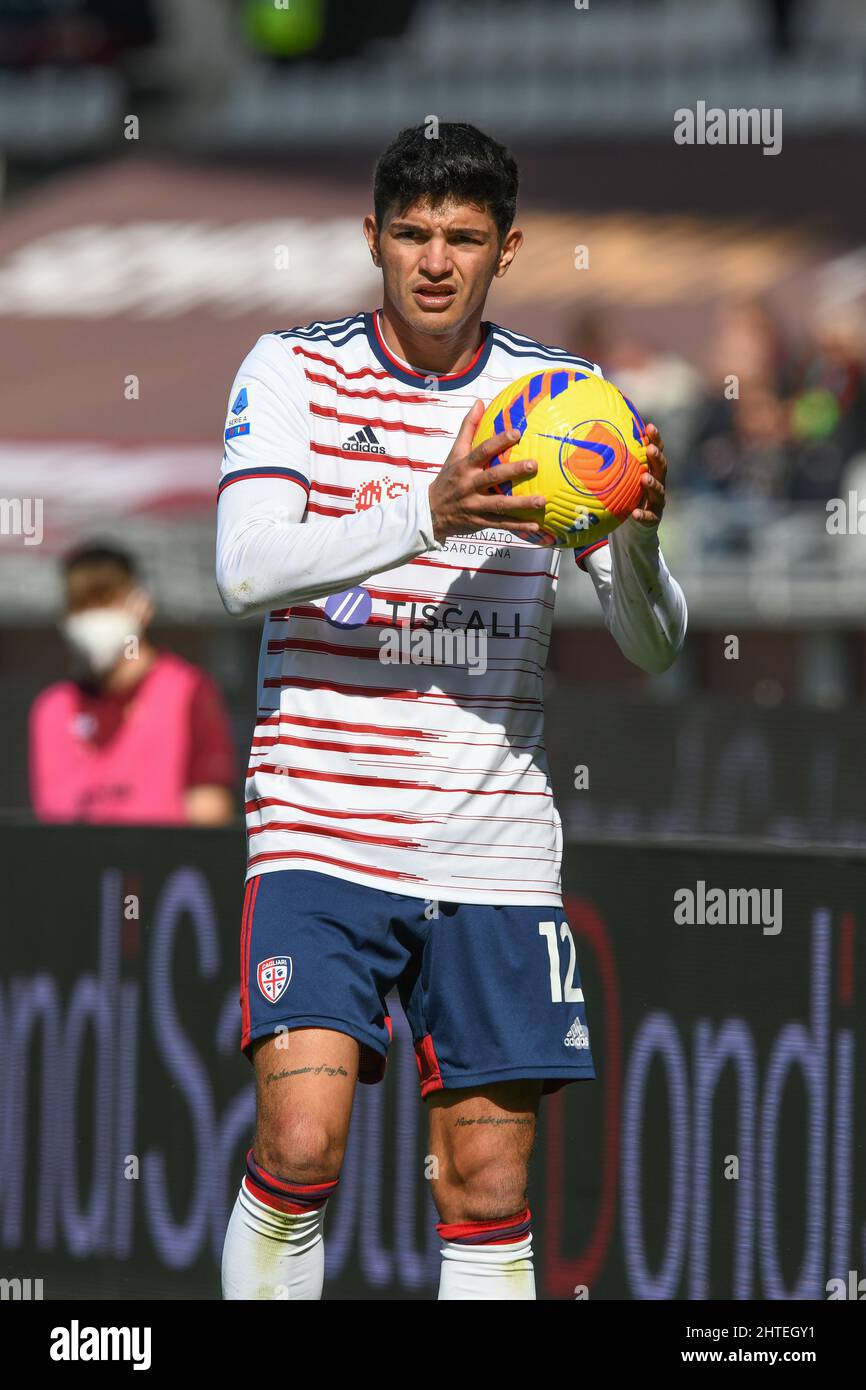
top-left (681, 300), bottom-right (795, 550)
top-left (569, 312), bottom-right (706, 470)
top-left (29, 542), bottom-right (236, 825)
top-left (788, 299), bottom-right (866, 502)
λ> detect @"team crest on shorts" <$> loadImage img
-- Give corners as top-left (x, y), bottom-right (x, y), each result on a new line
top-left (257, 956), bottom-right (292, 1003)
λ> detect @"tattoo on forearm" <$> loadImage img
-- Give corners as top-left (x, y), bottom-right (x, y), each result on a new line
top-left (265, 1063), bottom-right (349, 1084)
top-left (454, 1116), bottom-right (532, 1127)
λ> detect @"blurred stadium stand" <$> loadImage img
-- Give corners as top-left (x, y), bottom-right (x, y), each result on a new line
top-left (1, 0), bottom-right (865, 150)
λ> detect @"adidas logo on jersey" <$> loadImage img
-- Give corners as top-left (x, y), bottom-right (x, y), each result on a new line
top-left (342, 426), bottom-right (386, 455)
top-left (563, 1017), bottom-right (590, 1049)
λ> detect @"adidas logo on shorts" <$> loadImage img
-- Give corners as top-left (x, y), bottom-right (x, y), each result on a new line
top-left (563, 1016), bottom-right (590, 1049)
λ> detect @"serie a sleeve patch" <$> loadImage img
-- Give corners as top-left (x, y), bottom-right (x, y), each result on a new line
top-left (225, 382), bottom-right (252, 440)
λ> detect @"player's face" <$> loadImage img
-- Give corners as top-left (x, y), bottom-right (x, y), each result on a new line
top-left (367, 198), bottom-right (522, 336)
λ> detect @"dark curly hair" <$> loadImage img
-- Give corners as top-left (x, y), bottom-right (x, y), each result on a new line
top-left (373, 122), bottom-right (519, 242)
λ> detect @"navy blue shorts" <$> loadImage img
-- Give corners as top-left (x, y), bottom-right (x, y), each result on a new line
top-left (239, 869), bottom-right (596, 1098)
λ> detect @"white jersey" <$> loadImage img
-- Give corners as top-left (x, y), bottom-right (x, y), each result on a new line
top-left (216, 310), bottom-right (685, 904)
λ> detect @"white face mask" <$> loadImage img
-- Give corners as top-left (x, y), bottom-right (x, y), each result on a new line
top-left (61, 606), bottom-right (142, 678)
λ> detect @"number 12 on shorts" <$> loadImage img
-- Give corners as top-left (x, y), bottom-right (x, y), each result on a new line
top-left (538, 921), bottom-right (584, 1003)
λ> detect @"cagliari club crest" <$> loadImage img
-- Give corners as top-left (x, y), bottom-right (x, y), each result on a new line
top-left (257, 956), bottom-right (292, 1003)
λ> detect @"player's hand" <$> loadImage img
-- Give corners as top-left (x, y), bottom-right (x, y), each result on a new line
top-left (632, 423), bottom-right (667, 526)
top-left (428, 400), bottom-right (546, 544)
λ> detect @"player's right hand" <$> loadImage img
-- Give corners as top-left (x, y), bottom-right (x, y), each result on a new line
top-left (428, 400), bottom-right (546, 544)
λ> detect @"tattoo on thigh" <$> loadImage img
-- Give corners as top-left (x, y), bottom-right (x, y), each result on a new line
top-left (265, 1063), bottom-right (349, 1084)
top-left (454, 1116), bottom-right (532, 1127)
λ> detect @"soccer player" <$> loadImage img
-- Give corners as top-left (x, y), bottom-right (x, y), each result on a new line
top-left (217, 123), bottom-right (686, 1300)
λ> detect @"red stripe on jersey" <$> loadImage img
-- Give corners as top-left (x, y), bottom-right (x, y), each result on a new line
top-left (246, 795), bottom-right (440, 823)
top-left (291, 345), bottom-right (392, 380)
top-left (247, 848), bottom-right (424, 881)
top-left (254, 711), bottom-right (444, 740)
top-left (266, 637), bottom-right (383, 660)
top-left (308, 403), bottom-right (449, 436)
top-left (251, 818), bottom-right (557, 859)
top-left (253, 714), bottom-right (539, 755)
top-left (249, 797), bottom-right (553, 831)
top-left (251, 731), bottom-right (426, 757)
top-left (248, 762), bottom-right (551, 795)
top-left (304, 372), bottom-right (449, 406)
top-left (246, 797), bottom-right (558, 834)
top-left (247, 792), bottom-right (551, 827)
top-left (307, 501), bottom-right (351, 517)
top-left (269, 604), bottom-right (322, 621)
top-left (328, 759), bottom-right (547, 780)
top-left (248, 820), bottom-right (424, 850)
top-left (262, 676), bottom-right (542, 707)
top-left (308, 479), bottom-right (355, 498)
top-left (270, 607), bottom-right (397, 628)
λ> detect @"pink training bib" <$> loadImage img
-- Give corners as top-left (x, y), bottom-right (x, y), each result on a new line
top-left (30, 651), bottom-right (206, 824)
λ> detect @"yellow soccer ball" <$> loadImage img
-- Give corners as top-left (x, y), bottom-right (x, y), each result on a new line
top-left (473, 368), bottom-right (649, 547)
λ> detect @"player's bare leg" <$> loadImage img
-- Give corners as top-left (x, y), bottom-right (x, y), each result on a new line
top-left (427, 1080), bottom-right (541, 1300)
top-left (222, 1027), bottom-right (359, 1299)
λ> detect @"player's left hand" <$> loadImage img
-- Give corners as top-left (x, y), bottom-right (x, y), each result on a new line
top-left (632, 423), bottom-right (667, 527)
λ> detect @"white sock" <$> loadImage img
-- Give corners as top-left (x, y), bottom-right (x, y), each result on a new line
top-left (438, 1231), bottom-right (536, 1300)
top-left (221, 1178), bottom-right (327, 1300)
